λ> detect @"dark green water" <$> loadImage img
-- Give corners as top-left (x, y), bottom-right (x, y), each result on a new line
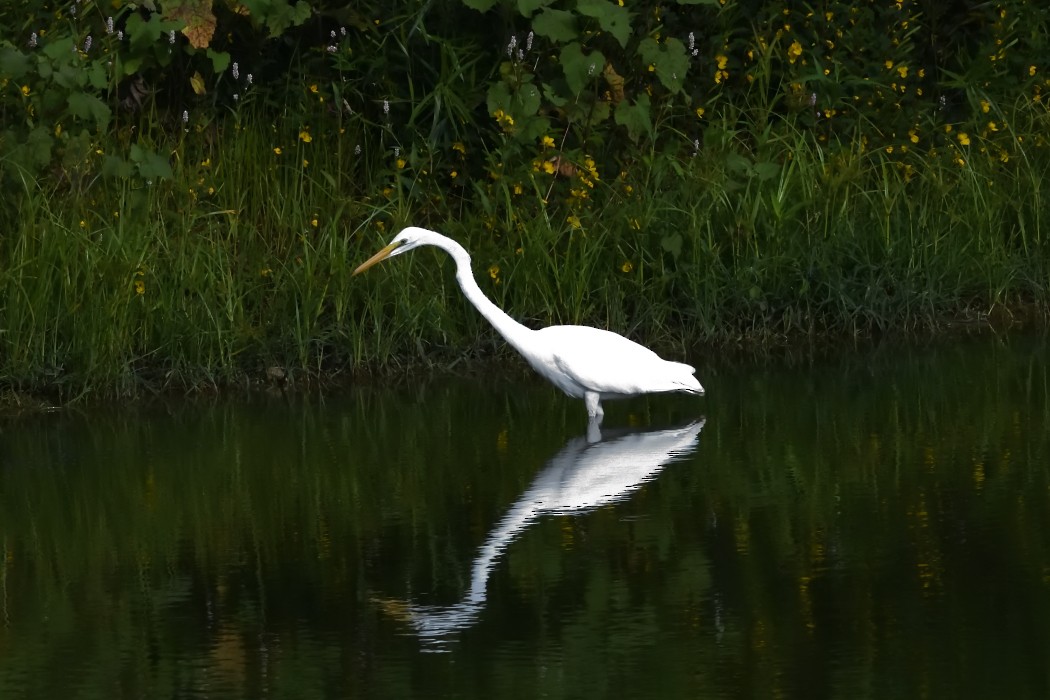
top-left (1, 333), bottom-right (1048, 699)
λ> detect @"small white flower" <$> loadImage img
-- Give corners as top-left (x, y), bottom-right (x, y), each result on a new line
top-left (117, 30), bottom-right (124, 41)
top-left (247, 73), bottom-right (253, 85)
top-left (354, 144), bottom-right (362, 155)
top-left (182, 110), bottom-right (189, 124)
top-left (506, 35), bottom-right (517, 58)
top-left (526, 31), bottom-right (533, 52)
top-left (28, 32), bottom-right (37, 48)
top-left (106, 17), bottom-right (114, 34)
top-left (383, 99), bottom-right (390, 115)
top-left (327, 45), bottom-right (337, 53)
top-left (232, 62), bottom-right (239, 80)
top-left (169, 30), bottom-right (175, 44)
top-left (83, 35), bottom-right (92, 52)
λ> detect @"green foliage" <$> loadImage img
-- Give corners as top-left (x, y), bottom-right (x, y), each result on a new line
top-left (0, 0), bottom-right (1048, 396)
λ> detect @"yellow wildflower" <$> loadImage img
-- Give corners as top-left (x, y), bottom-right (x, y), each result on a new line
top-left (884, 60), bottom-right (894, 70)
top-left (567, 215), bottom-right (582, 229)
top-left (621, 260), bottom-right (633, 273)
top-left (452, 141), bottom-right (466, 154)
top-left (696, 106), bottom-right (705, 118)
top-left (716, 54), bottom-right (728, 70)
top-left (273, 147), bottom-right (282, 155)
top-left (897, 65), bottom-right (908, 78)
top-left (299, 130), bottom-right (312, 143)
top-left (311, 217), bottom-right (318, 228)
top-left (542, 161), bottom-right (557, 175)
top-left (787, 41), bottom-right (802, 63)
top-left (309, 84), bottom-right (318, 93)
top-left (987, 121), bottom-right (998, 132)
top-left (541, 135), bottom-right (555, 148)
top-left (488, 264), bottom-right (500, 280)
top-left (980, 99), bottom-right (990, 113)
top-left (21, 85), bottom-right (30, 96)
top-left (1030, 65), bottom-right (1038, 77)
top-left (396, 158), bottom-right (406, 169)
top-left (513, 183), bottom-right (523, 195)
top-left (957, 132), bottom-right (971, 146)
top-left (134, 279), bottom-right (145, 295)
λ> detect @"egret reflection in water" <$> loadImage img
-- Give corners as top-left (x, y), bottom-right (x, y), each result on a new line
top-left (379, 418), bottom-right (706, 649)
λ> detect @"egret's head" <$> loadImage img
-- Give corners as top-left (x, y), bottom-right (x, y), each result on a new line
top-left (352, 226), bottom-right (435, 275)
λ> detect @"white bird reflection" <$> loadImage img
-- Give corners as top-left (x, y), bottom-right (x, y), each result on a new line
top-left (377, 418), bottom-right (705, 650)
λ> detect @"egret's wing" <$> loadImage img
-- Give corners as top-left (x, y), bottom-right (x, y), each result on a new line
top-left (543, 326), bottom-right (688, 395)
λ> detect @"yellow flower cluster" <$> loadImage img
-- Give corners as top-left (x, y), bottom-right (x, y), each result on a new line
top-left (492, 109), bottom-right (515, 130)
top-left (714, 54), bottom-right (729, 84)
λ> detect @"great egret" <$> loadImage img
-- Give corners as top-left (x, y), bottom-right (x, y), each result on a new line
top-left (353, 227), bottom-right (705, 420)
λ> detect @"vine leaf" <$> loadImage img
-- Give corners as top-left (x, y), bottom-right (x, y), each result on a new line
top-left (166, 0), bottom-right (217, 49)
top-left (577, 0), bottom-right (632, 48)
top-left (532, 8), bottom-right (577, 42)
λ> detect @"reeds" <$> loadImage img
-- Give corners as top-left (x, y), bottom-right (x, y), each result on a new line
top-left (1, 100), bottom-right (1048, 399)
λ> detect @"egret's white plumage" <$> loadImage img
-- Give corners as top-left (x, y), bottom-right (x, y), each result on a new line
top-left (353, 227), bottom-right (704, 419)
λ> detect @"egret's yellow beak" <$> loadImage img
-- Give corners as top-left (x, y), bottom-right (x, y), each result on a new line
top-left (352, 240), bottom-right (402, 276)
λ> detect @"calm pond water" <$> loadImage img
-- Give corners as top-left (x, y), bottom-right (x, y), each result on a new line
top-left (1, 332), bottom-right (1048, 699)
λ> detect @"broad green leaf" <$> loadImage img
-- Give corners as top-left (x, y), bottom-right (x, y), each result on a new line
top-left (725, 152), bottom-right (751, 174)
top-left (487, 80), bottom-right (512, 116)
top-left (87, 62), bottom-right (108, 91)
top-left (614, 92), bottom-right (652, 141)
top-left (20, 126), bottom-right (54, 171)
top-left (517, 0), bottom-right (553, 16)
top-left (560, 42), bottom-right (605, 96)
top-left (661, 233), bottom-right (683, 259)
top-left (588, 99), bottom-right (611, 126)
top-left (753, 161), bottom-right (781, 181)
top-left (0, 48), bottom-right (31, 79)
top-left (102, 155), bottom-right (134, 178)
top-left (542, 82), bottom-right (569, 107)
top-left (638, 37), bottom-right (688, 93)
top-left (531, 8), bottom-right (577, 43)
top-left (207, 49), bottom-right (230, 73)
top-left (577, 0), bottom-right (632, 48)
top-left (67, 91), bottom-right (112, 131)
top-left (130, 143), bottom-right (173, 181)
top-left (43, 36), bottom-right (75, 61)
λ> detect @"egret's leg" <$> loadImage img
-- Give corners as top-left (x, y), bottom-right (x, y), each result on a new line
top-left (586, 416), bottom-right (603, 444)
top-left (584, 391), bottom-right (603, 420)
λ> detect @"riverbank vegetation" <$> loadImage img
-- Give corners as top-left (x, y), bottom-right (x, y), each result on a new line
top-left (2, 0), bottom-right (1049, 399)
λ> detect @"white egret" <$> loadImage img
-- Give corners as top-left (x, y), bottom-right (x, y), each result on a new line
top-left (353, 227), bottom-right (704, 420)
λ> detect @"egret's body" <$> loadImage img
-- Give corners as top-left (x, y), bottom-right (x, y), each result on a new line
top-left (353, 227), bottom-right (704, 419)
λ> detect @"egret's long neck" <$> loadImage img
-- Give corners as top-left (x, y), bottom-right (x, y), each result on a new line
top-left (441, 241), bottom-right (534, 352)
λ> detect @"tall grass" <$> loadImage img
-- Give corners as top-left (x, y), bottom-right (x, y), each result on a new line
top-left (1, 98), bottom-right (1048, 399)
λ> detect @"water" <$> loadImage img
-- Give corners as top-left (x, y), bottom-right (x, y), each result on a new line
top-left (0, 333), bottom-right (1048, 698)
